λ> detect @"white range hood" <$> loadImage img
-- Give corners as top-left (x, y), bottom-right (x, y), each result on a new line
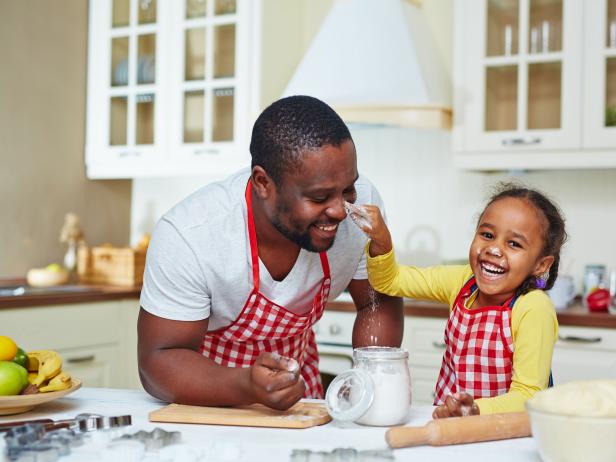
top-left (283, 0), bottom-right (451, 129)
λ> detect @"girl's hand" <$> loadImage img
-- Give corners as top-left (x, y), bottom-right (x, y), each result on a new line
top-left (432, 392), bottom-right (480, 419)
top-left (344, 202), bottom-right (392, 257)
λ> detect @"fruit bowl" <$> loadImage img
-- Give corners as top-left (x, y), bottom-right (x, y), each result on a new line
top-left (0, 378), bottom-right (82, 415)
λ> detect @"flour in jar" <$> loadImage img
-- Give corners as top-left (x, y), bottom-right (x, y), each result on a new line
top-left (354, 351), bottom-right (412, 427)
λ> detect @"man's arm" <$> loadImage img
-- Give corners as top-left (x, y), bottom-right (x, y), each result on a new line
top-left (137, 308), bottom-right (305, 410)
top-left (347, 279), bottom-right (404, 348)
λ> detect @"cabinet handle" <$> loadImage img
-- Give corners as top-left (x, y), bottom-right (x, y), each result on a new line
top-left (432, 341), bottom-right (446, 349)
top-left (66, 355), bottom-right (96, 363)
top-left (501, 137), bottom-right (541, 146)
top-left (558, 335), bottom-right (602, 344)
top-left (193, 148), bottom-right (220, 156)
top-left (118, 151), bottom-right (141, 158)
top-left (329, 324), bottom-right (341, 335)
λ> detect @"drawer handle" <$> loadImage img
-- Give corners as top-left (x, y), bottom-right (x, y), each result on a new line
top-left (329, 324), bottom-right (341, 335)
top-left (501, 137), bottom-right (541, 146)
top-left (432, 341), bottom-right (446, 349)
top-left (193, 148), bottom-right (220, 156)
top-left (66, 355), bottom-right (96, 363)
top-left (558, 335), bottom-right (602, 344)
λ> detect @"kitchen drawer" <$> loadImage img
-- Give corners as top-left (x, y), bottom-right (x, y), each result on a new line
top-left (556, 325), bottom-right (616, 351)
top-left (59, 344), bottom-right (122, 388)
top-left (552, 347), bottom-right (616, 384)
top-left (1, 302), bottom-right (122, 351)
top-left (314, 310), bottom-right (355, 345)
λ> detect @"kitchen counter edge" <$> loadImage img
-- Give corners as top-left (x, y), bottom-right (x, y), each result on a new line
top-left (0, 285), bottom-right (141, 309)
top-left (326, 300), bottom-right (616, 329)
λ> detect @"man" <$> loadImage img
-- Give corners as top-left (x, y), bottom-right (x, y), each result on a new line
top-left (138, 96), bottom-right (403, 410)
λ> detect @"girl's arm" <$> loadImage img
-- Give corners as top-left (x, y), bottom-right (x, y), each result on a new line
top-left (348, 204), bottom-right (470, 303)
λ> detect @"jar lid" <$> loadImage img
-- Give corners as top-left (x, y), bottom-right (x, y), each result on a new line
top-left (325, 369), bottom-right (374, 422)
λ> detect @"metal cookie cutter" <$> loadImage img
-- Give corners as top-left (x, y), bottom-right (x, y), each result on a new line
top-left (2, 414), bottom-right (132, 462)
top-left (115, 427), bottom-right (181, 451)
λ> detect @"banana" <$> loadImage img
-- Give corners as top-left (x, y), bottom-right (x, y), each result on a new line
top-left (27, 350), bottom-right (63, 387)
top-left (27, 372), bottom-right (38, 384)
top-left (39, 371), bottom-right (72, 393)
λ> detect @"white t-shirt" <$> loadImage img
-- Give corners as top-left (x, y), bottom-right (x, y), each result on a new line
top-left (140, 169), bottom-right (385, 331)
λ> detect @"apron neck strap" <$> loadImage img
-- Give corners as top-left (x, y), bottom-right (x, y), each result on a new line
top-left (245, 180), bottom-right (331, 292)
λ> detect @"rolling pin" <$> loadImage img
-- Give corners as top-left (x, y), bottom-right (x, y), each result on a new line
top-left (386, 412), bottom-right (530, 449)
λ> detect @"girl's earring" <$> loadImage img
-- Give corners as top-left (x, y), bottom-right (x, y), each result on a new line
top-left (535, 271), bottom-right (549, 289)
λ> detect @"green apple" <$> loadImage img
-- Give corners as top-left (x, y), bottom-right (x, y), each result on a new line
top-left (45, 263), bottom-right (63, 273)
top-left (0, 361), bottom-right (28, 395)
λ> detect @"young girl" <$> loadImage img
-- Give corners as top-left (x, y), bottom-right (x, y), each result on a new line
top-left (347, 183), bottom-right (567, 418)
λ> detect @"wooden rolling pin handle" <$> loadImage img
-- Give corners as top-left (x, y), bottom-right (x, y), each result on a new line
top-left (386, 412), bottom-right (531, 449)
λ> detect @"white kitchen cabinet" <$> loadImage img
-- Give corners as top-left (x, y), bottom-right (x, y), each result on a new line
top-left (551, 325), bottom-right (616, 384)
top-left (0, 300), bottom-right (142, 389)
top-left (453, 0), bottom-right (616, 170)
top-left (583, 0), bottom-right (616, 148)
top-left (403, 316), bottom-right (447, 405)
top-left (86, 0), bottom-right (256, 179)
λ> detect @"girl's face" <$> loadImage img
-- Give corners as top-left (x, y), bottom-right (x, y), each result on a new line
top-left (469, 197), bottom-right (554, 306)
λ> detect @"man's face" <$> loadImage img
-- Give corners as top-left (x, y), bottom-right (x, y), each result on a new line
top-left (269, 139), bottom-right (358, 252)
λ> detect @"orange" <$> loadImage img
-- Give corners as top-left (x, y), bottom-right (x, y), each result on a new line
top-left (0, 336), bottom-right (18, 361)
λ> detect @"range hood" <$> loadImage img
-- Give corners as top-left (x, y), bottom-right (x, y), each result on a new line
top-left (283, 0), bottom-right (452, 129)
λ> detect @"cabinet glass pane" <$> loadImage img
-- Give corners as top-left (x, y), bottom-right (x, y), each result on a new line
top-left (608, 0), bottom-right (616, 49)
top-left (138, 0), bottom-right (157, 24)
top-left (112, 0), bottom-right (130, 28)
top-left (528, 0), bottom-right (562, 54)
top-left (136, 94), bottom-right (155, 144)
top-left (184, 90), bottom-right (205, 143)
top-left (111, 37), bottom-right (129, 87)
top-left (486, 0), bottom-right (519, 57)
top-left (185, 28), bottom-right (206, 80)
top-left (485, 66), bottom-right (517, 131)
top-left (214, 25), bottom-right (235, 78)
top-left (606, 58), bottom-right (616, 127)
top-left (527, 62), bottom-right (561, 129)
top-left (212, 88), bottom-right (234, 141)
top-left (137, 34), bottom-right (156, 84)
top-left (215, 0), bottom-right (236, 15)
top-left (110, 96), bottom-right (128, 146)
top-left (186, 0), bottom-right (207, 18)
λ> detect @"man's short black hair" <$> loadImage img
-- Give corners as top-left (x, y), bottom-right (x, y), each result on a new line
top-left (250, 95), bottom-right (352, 186)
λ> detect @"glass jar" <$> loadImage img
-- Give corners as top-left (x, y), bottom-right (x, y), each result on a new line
top-left (325, 347), bottom-right (411, 426)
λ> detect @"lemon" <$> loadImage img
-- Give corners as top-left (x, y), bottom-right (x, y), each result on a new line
top-left (0, 335), bottom-right (17, 361)
top-left (45, 263), bottom-right (63, 272)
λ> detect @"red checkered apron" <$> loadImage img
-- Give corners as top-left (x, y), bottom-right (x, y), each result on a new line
top-left (434, 276), bottom-right (516, 405)
top-left (200, 181), bottom-right (331, 398)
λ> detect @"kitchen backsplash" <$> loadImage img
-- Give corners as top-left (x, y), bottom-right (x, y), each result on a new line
top-left (131, 127), bottom-right (616, 295)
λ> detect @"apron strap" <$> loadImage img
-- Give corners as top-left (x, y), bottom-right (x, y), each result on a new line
top-left (245, 180), bottom-right (261, 292)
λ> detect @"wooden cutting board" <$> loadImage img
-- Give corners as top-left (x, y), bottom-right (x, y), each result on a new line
top-left (149, 401), bottom-right (332, 429)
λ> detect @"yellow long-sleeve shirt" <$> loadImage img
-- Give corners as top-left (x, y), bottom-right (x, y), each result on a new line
top-left (366, 247), bottom-right (558, 415)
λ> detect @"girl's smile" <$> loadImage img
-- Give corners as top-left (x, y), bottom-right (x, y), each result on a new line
top-left (469, 197), bottom-right (553, 307)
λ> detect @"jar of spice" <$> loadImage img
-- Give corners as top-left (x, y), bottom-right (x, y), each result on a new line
top-left (325, 347), bottom-right (411, 426)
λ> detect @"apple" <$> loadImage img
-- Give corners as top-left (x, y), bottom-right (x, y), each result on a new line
top-left (0, 361), bottom-right (28, 395)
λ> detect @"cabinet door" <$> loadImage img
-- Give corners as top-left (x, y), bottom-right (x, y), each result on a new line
top-left (460, 0), bottom-right (582, 153)
top-left (583, 0), bottom-right (616, 148)
top-left (86, 0), bottom-right (172, 178)
top-left (403, 316), bottom-right (447, 405)
top-left (167, 0), bottom-right (254, 179)
top-left (59, 344), bottom-right (122, 388)
top-left (551, 326), bottom-right (616, 384)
